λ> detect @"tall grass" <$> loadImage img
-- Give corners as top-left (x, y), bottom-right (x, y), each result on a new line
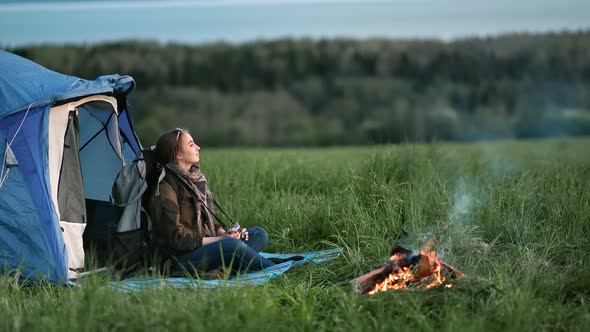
top-left (2, 138), bottom-right (589, 331)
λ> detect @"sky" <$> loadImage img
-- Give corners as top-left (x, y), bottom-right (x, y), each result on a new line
top-left (1, 0), bottom-right (589, 47)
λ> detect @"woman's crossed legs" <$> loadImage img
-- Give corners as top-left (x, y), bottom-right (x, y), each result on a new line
top-left (176, 226), bottom-right (274, 275)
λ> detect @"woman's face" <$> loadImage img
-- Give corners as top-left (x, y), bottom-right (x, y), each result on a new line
top-left (175, 131), bottom-right (200, 168)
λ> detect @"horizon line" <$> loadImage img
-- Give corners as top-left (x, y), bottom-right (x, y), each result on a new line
top-left (0, 0), bottom-right (396, 11)
top-left (4, 29), bottom-right (589, 49)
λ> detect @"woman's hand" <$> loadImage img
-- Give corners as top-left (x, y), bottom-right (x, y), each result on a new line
top-left (228, 228), bottom-right (249, 241)
top-left (239, 228), bottom-right (249, 241)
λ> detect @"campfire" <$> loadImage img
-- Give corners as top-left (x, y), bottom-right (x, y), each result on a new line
top-left (351, 241), bottom-right (464, 295)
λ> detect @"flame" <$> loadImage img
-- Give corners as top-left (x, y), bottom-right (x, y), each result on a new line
top-left (368, 241), bottom-right (462, 295)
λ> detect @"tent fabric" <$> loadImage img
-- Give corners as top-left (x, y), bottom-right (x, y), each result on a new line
top-left (78, 102), bottom-right (125, 201)
top-left (57, 111), bottom-right (86, 223)
top-left (0, 51), bottom-right (141, 284)
top-left (0, 107), bottom-right (66, 283)
top-left (117, 107), bottom-right (142, 155)
top-left (0, 50), bottom-right (135, 120)
top-left (49, 95), bottom-right (123, 204)
top-left (48, 103), bottom-right (70, 219)
top-left (60, 221), bottom-right (86, 272)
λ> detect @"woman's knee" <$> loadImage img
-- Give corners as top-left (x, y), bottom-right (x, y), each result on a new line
top-left (248, 226), bottom-right (269, 242)
top-left (244, 226), bottom-right (269, 252)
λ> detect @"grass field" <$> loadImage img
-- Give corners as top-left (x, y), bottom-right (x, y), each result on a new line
top-left (2, 138), bottom-right (590, 331)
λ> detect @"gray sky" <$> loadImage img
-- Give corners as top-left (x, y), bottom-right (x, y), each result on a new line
top-left (1, 0), bottom-right (589, 47)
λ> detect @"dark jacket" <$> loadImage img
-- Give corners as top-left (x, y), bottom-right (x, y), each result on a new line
top-left (149, 173), bottom-right (218, 256)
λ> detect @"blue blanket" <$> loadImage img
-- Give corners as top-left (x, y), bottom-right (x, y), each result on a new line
top-left (108, 248), bottom-right (342, 293)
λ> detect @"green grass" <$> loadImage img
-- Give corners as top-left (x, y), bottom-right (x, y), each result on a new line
top-left (2, 138), bottom-right (590, 331)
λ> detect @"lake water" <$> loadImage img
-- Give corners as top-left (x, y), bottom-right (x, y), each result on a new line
top-left (1, 0), bottom-right (589, 47)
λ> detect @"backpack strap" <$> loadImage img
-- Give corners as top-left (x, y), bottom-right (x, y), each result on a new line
top-left (163, 171), bottom-right (185, 205)
top-left (154, 167), bottom-right (166, 197)
top-left (212, 199), bottom-right (237, 226)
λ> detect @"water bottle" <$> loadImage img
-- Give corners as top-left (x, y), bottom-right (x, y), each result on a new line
top-left (230, 223), bottom-right (241, 233)
top-left (231, 223), bottom-right (246, 240)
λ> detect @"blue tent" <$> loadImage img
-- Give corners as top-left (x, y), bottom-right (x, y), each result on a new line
top-left (0, 50), bottom-right (142, 283)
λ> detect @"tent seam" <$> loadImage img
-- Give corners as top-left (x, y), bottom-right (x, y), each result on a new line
top-left (0, 103), bottom-right (32, 188)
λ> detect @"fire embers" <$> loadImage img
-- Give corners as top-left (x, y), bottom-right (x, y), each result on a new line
top-left (352, 244), bottom-right (464, 295)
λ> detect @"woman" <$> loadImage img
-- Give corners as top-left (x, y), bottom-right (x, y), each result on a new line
top-left (149, 128), bottom-right (277, 275)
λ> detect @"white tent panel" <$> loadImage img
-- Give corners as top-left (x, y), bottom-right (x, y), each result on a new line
top-left (48, 95), bottom-right (118, 272)
top-left (48, 95), bottom-right (118, 216)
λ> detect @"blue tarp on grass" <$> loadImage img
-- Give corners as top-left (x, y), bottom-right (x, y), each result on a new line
top-left (107, 248), bottom-right (342, 293)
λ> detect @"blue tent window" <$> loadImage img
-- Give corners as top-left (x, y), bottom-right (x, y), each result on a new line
top-left (78, 101), bottom-right (122, 163)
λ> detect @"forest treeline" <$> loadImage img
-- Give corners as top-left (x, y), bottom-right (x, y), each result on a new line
top-left (9, 30), bottom-right (590, 146)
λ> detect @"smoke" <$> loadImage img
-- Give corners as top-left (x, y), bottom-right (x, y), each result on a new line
top-left (398, 141), bottom-right (523, 265)
top-left (397, 178), bottom-right (481, 259)
top-left (449, 179), bottom-right (476, 225)
top-left (452, 142), bottom-right (523, 253)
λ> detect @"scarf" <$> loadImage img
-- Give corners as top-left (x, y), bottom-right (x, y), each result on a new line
top-left (165, 163), bottom-right (216, 237)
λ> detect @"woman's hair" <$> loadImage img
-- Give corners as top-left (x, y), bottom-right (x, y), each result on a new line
top-left (155, 128), bottom-right (190, 165)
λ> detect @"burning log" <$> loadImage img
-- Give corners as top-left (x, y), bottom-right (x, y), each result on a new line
top-left (351, 244), bottom-right (464, 295)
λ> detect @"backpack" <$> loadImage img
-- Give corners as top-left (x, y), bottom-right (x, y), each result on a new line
top-left (109, 147), bottom-right (164, 271)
